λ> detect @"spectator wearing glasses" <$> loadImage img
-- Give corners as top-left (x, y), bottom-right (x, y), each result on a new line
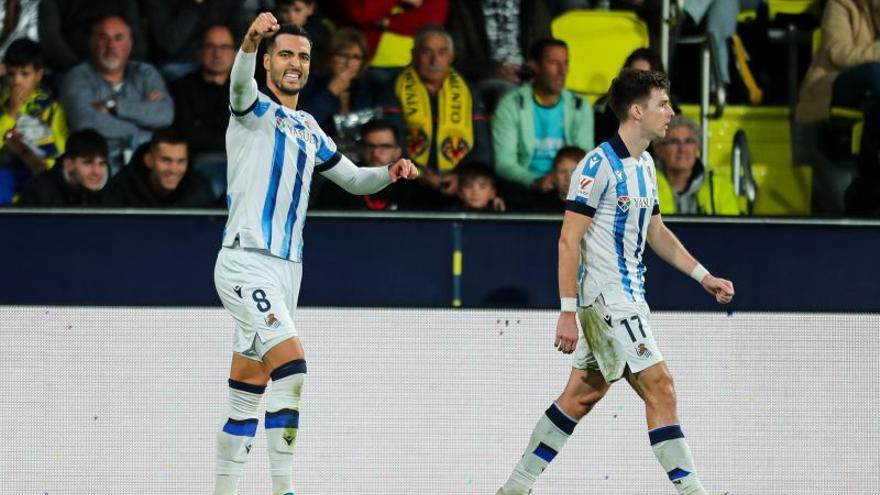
top-left (653, 115), bottom-right (741, 215)
top-left (312, 118), bottom-right (405, 211)
top-left (299, 27), bottom-right (382, 158)
top-left (170, 24), bottom-right (237, 199)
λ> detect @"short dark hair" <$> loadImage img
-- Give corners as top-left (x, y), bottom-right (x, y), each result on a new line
top-left (199, 24), bottom-right (235, 47)
top-left (65, 129), bottom-right (108, 160)
top-left (456, 161), bottom-right (496, 188)
top-left (623, 48), bottom-right (664, 73)
top-left (360, 119), bottom-right (399, 144)
top-left (607, 68), bottom-right (670, 121)
top-left (4, 38), bottom-right (44, 70)
top-left (262, 23), bottom-right (312, 53)
top-left (149, 128), bottom-right (188, 151)
top-left (528, 38), bottom-right (567, 62)
top-left (553, 146), bottom-right (586, 168)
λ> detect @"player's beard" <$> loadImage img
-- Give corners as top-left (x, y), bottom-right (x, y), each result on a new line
top-left (272, 70), bottom-right (306, 96)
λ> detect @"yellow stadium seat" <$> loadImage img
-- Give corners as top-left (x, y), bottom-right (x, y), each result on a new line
top-left (551, 10), bottom-right (648, 101)
top-left (680, 104), bottom-right (812, 215)
top-left (767, 0), bottom-right (818, 19)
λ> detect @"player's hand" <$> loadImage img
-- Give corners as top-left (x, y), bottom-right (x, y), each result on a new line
top-left (388, 158), bottom-right (419, 182)
top-left (246, 12), bottom-right (280, 43)
top-left (554, 312), bottom-right (578, 354)
top-left (702, 275), bottom-right (734, 304)
top-left (439, 173), bottom-right (458, 196)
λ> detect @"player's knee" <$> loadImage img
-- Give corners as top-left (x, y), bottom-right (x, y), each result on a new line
top-left (561, 385), bottom-right (607, 418)
top-left (266, 359), bottom-right (306, 453)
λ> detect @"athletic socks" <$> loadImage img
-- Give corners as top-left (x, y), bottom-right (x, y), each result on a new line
top-left (214, 379), bottom-right (265, 495)
top-left (501, 402), bottom-right (578, 494)
top-left (265, 359), bottom-right (307, 495)
top-left (649, 424), bottom-right (707, 495)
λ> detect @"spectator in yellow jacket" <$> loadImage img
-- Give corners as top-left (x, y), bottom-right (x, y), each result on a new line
top-left (0, 38), bottom-right (67, 204)
top-left (653, 115), bottom-right (741, 215)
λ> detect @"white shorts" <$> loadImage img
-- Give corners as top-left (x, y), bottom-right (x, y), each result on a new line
top-left (214, 245), bottom-right (302, 361)
top-left (573, 296), bottom-right (663, 383)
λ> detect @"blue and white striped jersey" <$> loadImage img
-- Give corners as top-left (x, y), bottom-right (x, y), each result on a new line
top-left (222, 88), bottom-right (341, 262)
top-left (565, 134), bottom-right (661, 307)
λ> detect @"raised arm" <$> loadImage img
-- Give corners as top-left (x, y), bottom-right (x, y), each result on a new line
top-left (231, 13), bottom-right (280, 113)
top-left (646, 214), bottom-right (734, 304)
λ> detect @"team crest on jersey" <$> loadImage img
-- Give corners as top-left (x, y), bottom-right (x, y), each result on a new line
top-left (617, 195), bottom-right (654, 212)
top-left (265, 313), bottom-right (281, 329)
top-left (636, 343), bottom-right (652, 359)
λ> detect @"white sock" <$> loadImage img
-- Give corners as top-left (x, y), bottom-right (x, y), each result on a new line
top-left (214, 379), bottom-right (265, 495)
top-left (502, 402), bottom-right (578, 494)
top-left (649, 424), bottom-right (707, 495)
top-left (265, 359), bottom-right (306, 495)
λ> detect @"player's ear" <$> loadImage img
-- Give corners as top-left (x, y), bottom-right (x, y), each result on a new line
top-left (143, 150), bottom-right (154, 169)
top-left (62, 156), bottom-right (74, 173)
top-left (630, 101), bottom-right (644, 122)
top-left (263, 51), bottom-right (271, 71)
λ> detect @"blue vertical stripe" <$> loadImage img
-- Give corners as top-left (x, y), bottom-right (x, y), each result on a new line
top-left (280, 137), bottom-right (308, 260)
top-left (601, 142), bottom-right (635, 302)
top-left (632, 163), bottom-right (649, 300)
top-left (262, 108), bottom-right (287, 251)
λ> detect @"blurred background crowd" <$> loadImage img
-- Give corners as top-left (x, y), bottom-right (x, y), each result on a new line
top-left (0, 0), bottom-right (876, 217)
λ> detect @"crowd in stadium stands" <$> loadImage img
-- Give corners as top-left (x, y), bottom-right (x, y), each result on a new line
top-left (0, 0), bottom-right (876, 216)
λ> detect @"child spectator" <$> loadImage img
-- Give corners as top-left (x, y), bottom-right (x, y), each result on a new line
top-left (0, 38), bottom-right (67, 204)
top-left (453, 161), bottom-right (505, 212)
top-left (530, 145), bottom-right (585, 213)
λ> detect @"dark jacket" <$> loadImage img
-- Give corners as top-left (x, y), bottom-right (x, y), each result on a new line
top-left (17, 164), bottom-right (107, 207)
top-left (446, 0), bottom-right (551, 82)
top-left (104, 155), bottom-right (214, 208)
top-left (140, 0), bottom-right (245, 66)
top-left (170, 72), bottom-right (230, 155)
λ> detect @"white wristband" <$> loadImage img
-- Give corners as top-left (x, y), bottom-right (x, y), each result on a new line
top-left (560, 297), bottom-right (577, 312)
top-left (690, 264), bottom-right (709, 283)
